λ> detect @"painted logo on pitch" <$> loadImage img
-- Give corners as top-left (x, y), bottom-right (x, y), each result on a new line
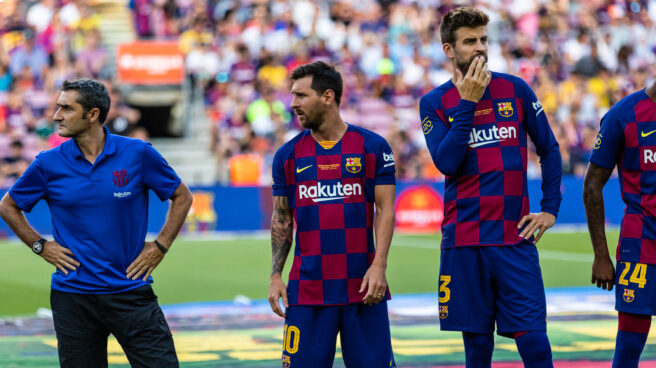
top-left (439, 305), bottom-right (448, 319)
top-left (623, 289), bottom-right (635, 303)
top-left (345, 157), bottom-right (362, 174)
top-left (497, 102), bottom-right (514, 118)
top-left (113, 170), bottom-right (129, 187)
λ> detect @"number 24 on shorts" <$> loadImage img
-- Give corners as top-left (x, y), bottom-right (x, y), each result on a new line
top-left (439, 275), bottom-right (451, 303)
top-left (618, 262), bottom-right (647, 288)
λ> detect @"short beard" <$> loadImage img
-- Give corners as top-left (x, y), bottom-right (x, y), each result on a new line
top-left (301, 117), bottom-right (321, 131)
top-left (456, 53), bottom-right (488, 76)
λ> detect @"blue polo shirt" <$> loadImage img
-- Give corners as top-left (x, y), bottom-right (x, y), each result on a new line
top-left (9, 128), bottom-right (181, 294)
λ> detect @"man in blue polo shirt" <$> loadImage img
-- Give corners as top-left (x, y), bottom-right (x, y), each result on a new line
top-left (0, 79), bottom-right (193, 368)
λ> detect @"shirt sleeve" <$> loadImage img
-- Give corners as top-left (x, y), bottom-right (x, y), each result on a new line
top-left (142, 143), bottom-right (182, 201)
top-left (8, 155), bottom-right (47, 212)
top-left (420, 93), bottom-right (476, 177)
top-left (375, 138), bottom-right (396, 185)
top-left (589, 113), bottom-right (623, 170)
top-left (518, 80), bottom-right (562, 217)
top-left (272, 147), bottom-right (287, 196)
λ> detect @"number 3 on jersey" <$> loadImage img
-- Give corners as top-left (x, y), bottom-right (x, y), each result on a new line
top-left (618, 262), bottom-right (647, 288)
top-left (439, 275), bottom-right (451, 303)
top-left (283, 324), bottom-right (300, 354)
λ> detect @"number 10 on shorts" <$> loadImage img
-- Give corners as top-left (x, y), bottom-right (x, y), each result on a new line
top-left (283, 324), bottom-right (300, 354)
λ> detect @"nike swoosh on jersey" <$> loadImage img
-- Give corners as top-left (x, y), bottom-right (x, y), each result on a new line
top-left (642, 130), bottom-right (656, 138)
top-left (296, 165), bottom-right (313, 173)
top-left (448, 116), bottom-right (454, 123)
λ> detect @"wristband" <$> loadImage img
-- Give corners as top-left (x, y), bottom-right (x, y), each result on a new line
top-left (154, 239), bottom-right (168, 254)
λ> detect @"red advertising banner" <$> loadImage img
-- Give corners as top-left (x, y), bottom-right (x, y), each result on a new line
top-left (116, 41), bottom-right (184, 84)
top-left (395, 185), bottom-right (444, 233)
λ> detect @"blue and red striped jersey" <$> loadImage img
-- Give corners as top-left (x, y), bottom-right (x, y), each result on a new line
top-left (589, 89), bottom-right (656, 264)
top-left (420, 72), bottom-right (562, 249)
top-left (272, 124), bottom-right (396, 306)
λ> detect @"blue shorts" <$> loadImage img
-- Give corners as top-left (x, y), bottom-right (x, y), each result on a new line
top-left (281, 302), bottom-right (396, 368)
top-left (438, 244), bottom-right (547, 335)
top-left (615, 261), bottom-right (656, 315)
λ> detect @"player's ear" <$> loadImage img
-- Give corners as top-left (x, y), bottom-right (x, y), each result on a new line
top-left (443, 42), bottom-right (455, 59)
top-left (323, 89), bottom-right (335, 106)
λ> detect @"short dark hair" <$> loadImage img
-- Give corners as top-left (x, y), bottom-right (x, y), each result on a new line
top-left (290, 61), bottom-right (343, 106)
top-left (61, 79), bottom-right (111, 123)
top-left (440, 7), bottom-right (489, 45)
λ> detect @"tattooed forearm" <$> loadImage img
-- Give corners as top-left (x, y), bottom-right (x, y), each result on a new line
top-left (583, 163), bottom-right (614, 257)
top-left (271, 196), bottom-right (293, 276)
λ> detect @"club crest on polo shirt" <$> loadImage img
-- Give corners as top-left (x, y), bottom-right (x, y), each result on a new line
top-left (345, 157), bottom-right (362, 173)
top-left (623, 289), bottom-right (635, 303)
top-left (439, 305), bottom-right (448, 319)
top-left (112, 170), bottom-right (129, 187)
top-left (497, 102), bottom-right (514, 117)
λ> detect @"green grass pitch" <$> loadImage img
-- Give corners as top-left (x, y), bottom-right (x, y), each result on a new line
top-left (0, 231), bottom-right (618, 317)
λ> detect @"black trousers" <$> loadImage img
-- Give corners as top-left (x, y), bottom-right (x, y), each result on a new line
top-left (51, 285), bottom-right (178, 368)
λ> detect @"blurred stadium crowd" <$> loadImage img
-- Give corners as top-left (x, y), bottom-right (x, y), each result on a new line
top-left (1, 0), bottom-right (656, 187)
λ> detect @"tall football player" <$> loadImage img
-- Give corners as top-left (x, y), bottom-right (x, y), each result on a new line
top-left (585, 80), bottom-right (656, 368)
top-left (420, 7), bottom-right (562, 368)
top-left (268, 61), bottom-right (397, 367)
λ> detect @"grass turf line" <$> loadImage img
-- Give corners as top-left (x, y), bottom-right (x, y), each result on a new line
top-left (0, 231), bottom-right (619, 317)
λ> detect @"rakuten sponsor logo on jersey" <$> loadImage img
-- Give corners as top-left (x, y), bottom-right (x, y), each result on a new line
top-left (298, 182), bottom-right (362, 202)
top-left (469, 126), bottom-right (517, 148)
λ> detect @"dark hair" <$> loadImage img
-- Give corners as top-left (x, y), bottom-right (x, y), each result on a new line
top-left (61, 79), bottom-right (111, 123)
top-left (440, 7), bottom-right (489, 45)
top-left (290, 61), bottom-right (343, 106)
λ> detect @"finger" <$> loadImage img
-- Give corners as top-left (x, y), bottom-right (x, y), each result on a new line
top-left (61, 254), bottom-right (80, 267)
top-left (524, 222), bottom-right (540, 239)
top-left (268, 297), bottom-right (283, 317)
top-left (274, 299), bottom-right (286, 317)
top-left (133, 264), bottom-right (149, 280)
top-left (61, 247), bottom-right (75, 256)
top-left (533, 226), bottom-right (546, 243)
top-left (359, 277), bottom-right (368, 293)
top-left (282, 289), bottom-right (289, 308)
top-left (465, 57), bottom-right (478, 79)
top-left (60, 259), bottom-right (77, 271)
top-left (519, 218), bottom-right (536, 237)
top-left (56, 264), bottom-right (69, 275)
top-left (478, 62), bottom-right (488, 81)
top-left (128, 262), bottom-right (146, 279)
top-left (473, 57), bottom-right (484, 79)
top-left (518, 215), bottom-right (531, 229)
top-left (126, 257), bottom-right (144, 276)
top-left (142, 267), bottom-right (154, 281)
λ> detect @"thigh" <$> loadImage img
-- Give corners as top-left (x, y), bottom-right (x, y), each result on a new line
top-left (339, 302), bottom-right (396, 368)
top-left (102, 286), bottom-right (178, 368)
top-left (439, 247), bottom-right (495, 333)
top-left (488, 244), bottom-right (547, 334)
top-left (282, 306), bottom-right (339, 368)
top-left (50, 289), bottom-right (110, 368)
top-left (615, 261), bottom-right (656, 315)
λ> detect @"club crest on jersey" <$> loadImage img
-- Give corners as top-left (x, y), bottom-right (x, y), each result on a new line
top-left (345, 157), bottom-right (362, 173)
top-left (439, 305), bottom-right (448, 319)
top-left (623, 289), bottom-right (635, 303)
top-left (497, 102), bottom-right (514, 118)
top-left (422, 116), bottom-right (433, 134)
top-left (282, 355), bottom-right (291, 367)
top-left (112, 170), bottom-right (129, 187)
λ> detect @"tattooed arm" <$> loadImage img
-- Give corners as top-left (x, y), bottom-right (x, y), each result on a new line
top-left (268, 195), bottom-right (293, 317)
top-left (583, 162), bottom-right (615, 291)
